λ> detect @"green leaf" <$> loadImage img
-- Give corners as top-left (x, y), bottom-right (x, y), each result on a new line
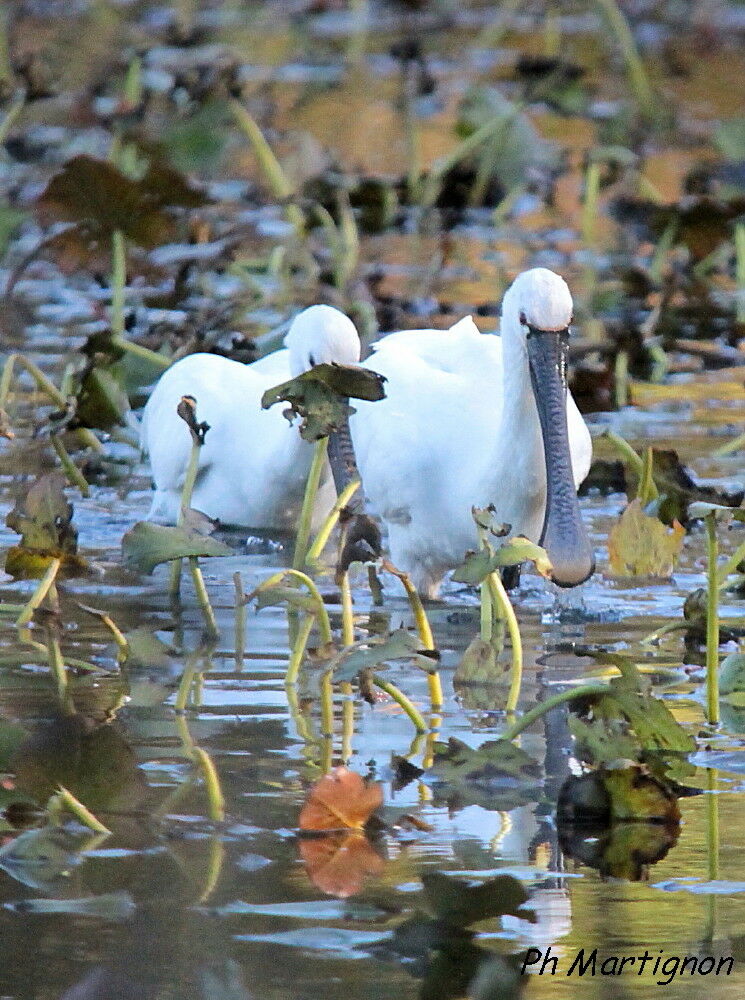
top-left (608, 498), bottom-right (685, 577)
top-left (331, 628), bottom-right (427, 683)
top-left (452, 536), bottom-right (552, 585)
top-left (75, 365), bottom-right (130, 430)
top-left (254, 586), bottom-right (320, 614)
top-left (430, 736), bottom-right (541, 786)
top-left (714, 119), bottom-right (745, 161)
top-left (422, 871), bottom-right (532, 928)
top-left (720, 653), bottom-right (745, 698)
top-left (121, 520), bottom-right (231, 574)
top-left (688, 502), bottom-right (745, 521)
top-left (558, 766), bottom-right (680, 824)
top-left (261, 363), bottom-right (386, 442)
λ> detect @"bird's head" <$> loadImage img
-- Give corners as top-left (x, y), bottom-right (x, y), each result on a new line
top-left (285, 305), bottom-right (361, 377)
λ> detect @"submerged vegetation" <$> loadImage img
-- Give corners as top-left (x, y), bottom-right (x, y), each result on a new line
top-left (0, 1), bottom-right (744, 997)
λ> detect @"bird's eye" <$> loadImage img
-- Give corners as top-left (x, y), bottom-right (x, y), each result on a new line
top-left (519, 311), bottom-right (527, 326)
top-left (308, 353), bottom-right (316, 367)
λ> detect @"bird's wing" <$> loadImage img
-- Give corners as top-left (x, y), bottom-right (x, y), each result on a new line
top-left (351, 319), bottom-right (504, 523)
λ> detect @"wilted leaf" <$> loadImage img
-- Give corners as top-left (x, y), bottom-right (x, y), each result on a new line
top-left (608, 498), bottom-right (685, 577)
top-left (122, 628), bottom-right (173, 669)
top-left (430, 737), bottom-right (541, 789)
top-left (74, 365), bottom-right (130, 430)
top-left (298, 830), bottom-right (385, 898)
top-left (37, 155), bottom-right (207, 250)
top-left (4, 473), bottom-right (87, 579)
top-left (422, 871), bottom-right (532, 927)
top-left (611, 194), bottom-right (745, 260)
top-left (261, 363), bottom-right (386, 442)
top-left (254, 586), bottom-right (320, 615)
top-left (121, 521), bottom-right (231, 574)
top-left (453, 637), bottom-right (506, 687)
top-left (298, 767), bottom-right (383, 831)
top-left (331, 628), bottom-right (430, 684)
top-left (688, 502), bottom-right (745, 521)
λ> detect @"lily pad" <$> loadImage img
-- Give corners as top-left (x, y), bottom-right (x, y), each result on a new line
top-left (453, 636), bottom-right (506, 687)
top-left (557, 766), bottom-right (680, 824)
top-left (121, 520), bottom-right (231, 574)
top-left (608, 498), bottom-right (685, 578)
top-left (261, 363), bottom-right (386, 442)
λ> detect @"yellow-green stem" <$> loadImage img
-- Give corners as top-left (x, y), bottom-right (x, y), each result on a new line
top-left (230, 100), bottom-right (305, 234)
top-left (51, 435), bottom-right (89, 496)
top-left (372, 674), bottom-right (427, 733)
top-left (192, 747), bottom-right (225, 823)
top-left (255, 569), bottom-right (333, 645)
top-left (234, 572), bottom-right (245, 670)
top-left (502, 684), bottom-right (609, 741)
top-left (110, 230), bottom-right (126, 338)
top-left (189, 558), bottom-right (218, 636)
top-left (705, 513), bottom-right (720, 725)
top-left (16, 557), bottom-right (61, 626)
top-left (320, 672), bottom-right (334, 738)
top-left (306, 477), bottom-right (360, 564)
top-left (582, 160), bottom-right (601, 248)
top-left (488, 572), bottom-right (523, 713)
top-left (294, 438), bottom-right (328, 570)
top-left (286, 614), bottom-right (316, 685)
top-left (736, 222), bottom-right (745, 324)
top-left (340, 571), bottom-right (355, 646)
top-left (175, 653), bottom-right (202, 712)
top-left (52, 786), bottom-right (111, 834)
top-left (341, 683), bottom-right (354, 763)
top-left (593, 0), bottom-right (654, 117)
top-left (480, 580), bottom-right (493, 641)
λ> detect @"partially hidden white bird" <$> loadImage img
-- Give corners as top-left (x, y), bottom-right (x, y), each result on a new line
top-left (141, 267), bottom-right (594, 597)
top-left (140, 304), bottom-right (361, 528)
top-left (351, 267), bottom-right (594, 597)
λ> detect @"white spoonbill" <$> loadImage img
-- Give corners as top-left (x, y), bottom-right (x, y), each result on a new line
top-left (140, 305), bottom-right (361, 527)
top-left (349, 267), bottom-right (594, 597)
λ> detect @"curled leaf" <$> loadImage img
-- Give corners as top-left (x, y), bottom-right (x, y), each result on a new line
top-left (298, 831), bottom-right (385, 898)
top-left (608, 499), bottom-right (685, 578)
top-left (261, 364), bottom-right (386, 442)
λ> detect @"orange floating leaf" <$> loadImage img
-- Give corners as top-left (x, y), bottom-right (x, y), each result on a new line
top-left (299, 831), bottom-right (385, 898)
top-left (299, 767), bottom-right (383, 831)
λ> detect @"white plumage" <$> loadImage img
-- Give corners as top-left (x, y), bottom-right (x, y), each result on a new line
top-left (141, 269), bottom-right (592, 597)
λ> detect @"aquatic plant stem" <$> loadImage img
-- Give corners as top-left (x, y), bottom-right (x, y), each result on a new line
top-left (502, 684), bottom-right (609, 742)
top-left (713, 431), bottom-right (745, 458)
top-left (252, 569), bottom-right (333, 646)
top-left (306, 478), bottom-right (361, 564)
top-left (189, 558), bottom-right (218, 636)
top-left (593, 0), bottom-right (654, 117)
top-left (340, 572), bottom-right (355, 647)
top-left (110, 230), bottom-right (126, 338)
top-left (192, 747), bottom-right (225, 822)
top-left (487, 572), bottom-right (523, 713)
top-left (372, 674), bottom-right (427, 733)
top-left (341, 687), bottom-right (354, 763)
top-left (480, 580), bottom-right (493, 641)
top-left (51, 786), bottom-right (111, 834)
top-left (234, 572), bottom-right (245, 670)
top-left (717, 538), bottom-right (745, 586)
top-left (735, 221), bottom-right (745, 324)
top-left (51, 435), bottom-right (89, 496)
top-left (170, 409), bottom-right (202, 596)
top-left (286, 614), bottom-right (316, 685)
top-left (46, 632), bottom-right (69, 707)
top-left (294, 437), bottom-right (328, 570)
top-left (1, 354), bottom-right (102, 453)
top-left (581, 160), bottom-right (601, 249)
top-left (705, 512), bottom-right (720, 725)
top-left (16, 557), bottom-right (61, 626)
top-left (380, 559), bottom-right (441, 701)
top-left (0, 90), bottom-right (25, 146)
top-left (230, 100), bottom-right (305, 234)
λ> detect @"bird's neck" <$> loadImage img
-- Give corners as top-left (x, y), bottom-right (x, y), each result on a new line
top-left (477, 320), bottom-right (547, 535)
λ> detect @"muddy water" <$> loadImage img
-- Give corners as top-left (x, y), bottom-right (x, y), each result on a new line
top-left (1, 3), bottom-right (745, 999)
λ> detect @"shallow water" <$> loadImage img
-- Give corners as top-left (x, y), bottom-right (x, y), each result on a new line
top-left (1, 2), bottom-right (745, 999)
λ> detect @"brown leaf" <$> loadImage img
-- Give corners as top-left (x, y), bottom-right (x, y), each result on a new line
top-left (298, 767), bottom-right (383, 831)
top-left (607, 498), bottom-right (685, 578)
top-left (298, 831), bottom-right (385, 898)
